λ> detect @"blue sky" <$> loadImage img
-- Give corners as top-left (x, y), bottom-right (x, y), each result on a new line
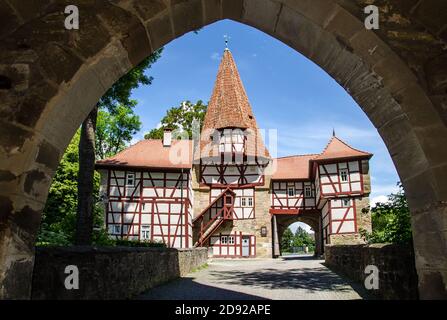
top-left (130, 20), bottom-right (400, 231)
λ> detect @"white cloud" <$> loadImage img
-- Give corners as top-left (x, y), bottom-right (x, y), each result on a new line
top-left (210, 52), bottom-right (220, 60)
top-left (289, 222), bottom-right (315, 234)
top-left (371, 195), bottom-right (390, 207)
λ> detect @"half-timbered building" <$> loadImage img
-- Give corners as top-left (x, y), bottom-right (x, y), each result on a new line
top-left (96, 47), bottom-right (373, 257)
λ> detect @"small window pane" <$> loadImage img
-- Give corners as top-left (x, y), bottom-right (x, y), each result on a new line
top-left (288, 187), bottom-right (295, 197)
top-left (126, 173), bottom-right (135, 186)
top-left (305, 187), bottom-right (312, 198)
top-left (221, 236), bottom-right (228, 244)
top-left (248, 197), bottom-right (253, 207)
top-left (340, 169), bottom-right (348, 182)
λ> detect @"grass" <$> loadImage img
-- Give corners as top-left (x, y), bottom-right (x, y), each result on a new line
top-left (191, 263), bottom-right (209, 273)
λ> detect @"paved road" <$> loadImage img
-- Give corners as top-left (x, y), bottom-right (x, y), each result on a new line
top-left (138, 255), bottom-right (370, 300)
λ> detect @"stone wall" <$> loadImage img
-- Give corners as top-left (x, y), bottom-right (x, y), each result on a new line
top-left (31, 246), bottom-right (208, 300)
top-left (325, 244), bottom-right (418, 299)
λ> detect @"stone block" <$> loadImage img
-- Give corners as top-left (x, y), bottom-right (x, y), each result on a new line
top-left (146, 13), bottom-right (173, 51)
top-left (203, 0), bottom-right (222, 25)
top-left (242, 0), bottom-right (281, 35)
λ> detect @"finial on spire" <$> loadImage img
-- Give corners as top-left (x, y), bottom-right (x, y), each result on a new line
top-left (224, 34), bottom-right (231, 51)
top-left (332, 128), bottom-right (336, 137)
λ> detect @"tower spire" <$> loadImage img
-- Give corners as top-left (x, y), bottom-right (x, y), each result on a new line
top-left (224, 34), bottom-right (230, 51)
top-left (332, 128), bottom-right (336, 137)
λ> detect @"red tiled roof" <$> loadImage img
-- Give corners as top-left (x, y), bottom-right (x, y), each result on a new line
top-left (313, 136), bottom-right (372, 161)
top-left (96, 139), bottom-right (192, 170)
top-left (198, 49), bottom-right (270, 159)
top-left (271, 155), bottom-right (317, 180)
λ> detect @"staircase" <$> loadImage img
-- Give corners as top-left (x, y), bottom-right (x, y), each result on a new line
top-left (193, 188), bottom-right (235, 247)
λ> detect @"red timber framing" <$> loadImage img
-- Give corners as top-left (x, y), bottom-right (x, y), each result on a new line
top-left (193, 188), bottom-right (236, 247)
top-left (209, 232), bottom-right (256, 258)
top-left (269, 180), bottom-right (316, 214)
top-left (199, 157), bottom-right (267, 188)
top-left (210, 187), bottom-right (255, 219)
top-left (316, 160), bottom-right (365, 197)
top-left (321, 200), bottom-right (330, 244)
top-left (105, 168), bottom-right (193, 248)
top-left (329, 198), bottom-right (357, 235)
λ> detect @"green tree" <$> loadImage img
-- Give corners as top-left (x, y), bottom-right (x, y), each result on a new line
top-left (96, 103), bottom-right (142, 159)
top-left (281, 228), bottom-right (294, 253)
top-left (76, 49), bottom-right (162, 245)
top-left (292, 226), bottom-right (315, 251)
top-left (144, 100), bottom-right (207, 139)
top-left (362, 183), bottom-right (412, 245)
top-left (38, 131), bottom-right (105, 246)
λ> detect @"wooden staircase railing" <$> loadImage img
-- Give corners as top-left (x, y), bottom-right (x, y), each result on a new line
top-left (193, 188), bottom-right (235, 247)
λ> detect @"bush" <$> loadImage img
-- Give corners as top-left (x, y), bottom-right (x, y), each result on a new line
top-left (361, 183), bottom-right (412, 245)
top-left (113, 239), bottom-right (166, 248)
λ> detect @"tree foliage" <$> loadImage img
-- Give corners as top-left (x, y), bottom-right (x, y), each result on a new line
top-left (96, 103), bottom-right (142, 159)
top-left (75, 50), bottom-right (163, 245)
top-left (98, 49), bottom-right (163, 111)
top-left (38, 131), bottom-right (106, 246)
top-left (361, 183), bottom-right (412, 245)
top-left (144, 100), bottom-right (207, 139)
top-left (40, 51), bottom-right (163, 246)
top-left (280, 226), bottom-right (315, 254)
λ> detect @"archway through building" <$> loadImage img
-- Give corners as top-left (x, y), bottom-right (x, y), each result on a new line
top-left (1, 1), bottom-right (446, 299)
top-left (277, 221), bottom-right (319, 257)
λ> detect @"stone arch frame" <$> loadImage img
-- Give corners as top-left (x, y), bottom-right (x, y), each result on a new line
top-left (0, 0), bottom-right (446, 299)
top-left (275, 213), bottom-right (321, 256)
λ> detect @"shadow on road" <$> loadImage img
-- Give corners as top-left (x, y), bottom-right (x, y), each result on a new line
top-left (137, 277), bottom-right (268, 300)
top-left (207, 263), bottom-right (371, 299)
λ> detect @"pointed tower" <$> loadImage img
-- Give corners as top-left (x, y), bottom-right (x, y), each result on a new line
top-left (198, 48), bottom-right (270, 164)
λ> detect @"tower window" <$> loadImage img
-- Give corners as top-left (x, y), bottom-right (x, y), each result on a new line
top-left (340, 169), bottom-right (348, 182)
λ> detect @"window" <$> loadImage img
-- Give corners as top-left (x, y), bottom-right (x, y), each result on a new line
top-left (241, 197), bottom-right (253, 207)
top-left (305, 186), bottom-right (312, 198)
top-left (126, 173), bottom-right (135, 186)
top-left (228, 236), bottom-right (235, 245)
top-left (225, 196), bottom-right (233, 205)
top-left (221, 236), bottom-right (228, 244)
top-left (342, 199), bottom-right (351, 207)
top-left (340, 169), bottom-right (348, 182)
top-left (140, 225), bottom-right (150, 240)
top-left (111, 225), bottom-right (121, 235)
top-left (287, 187), bottom-right (295, 197)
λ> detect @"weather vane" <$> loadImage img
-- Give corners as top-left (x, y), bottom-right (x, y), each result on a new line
top-left (224, 34), bottom-right (231, 50)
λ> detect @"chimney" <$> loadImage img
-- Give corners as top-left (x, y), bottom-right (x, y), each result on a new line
top-left (163, 128), bottom-right (172, 147)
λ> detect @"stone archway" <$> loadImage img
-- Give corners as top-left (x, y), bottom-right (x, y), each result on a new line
top-left (0, 0), bottom-right (446, 299)
top-left (275, 213), bottom-right (322, 257)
